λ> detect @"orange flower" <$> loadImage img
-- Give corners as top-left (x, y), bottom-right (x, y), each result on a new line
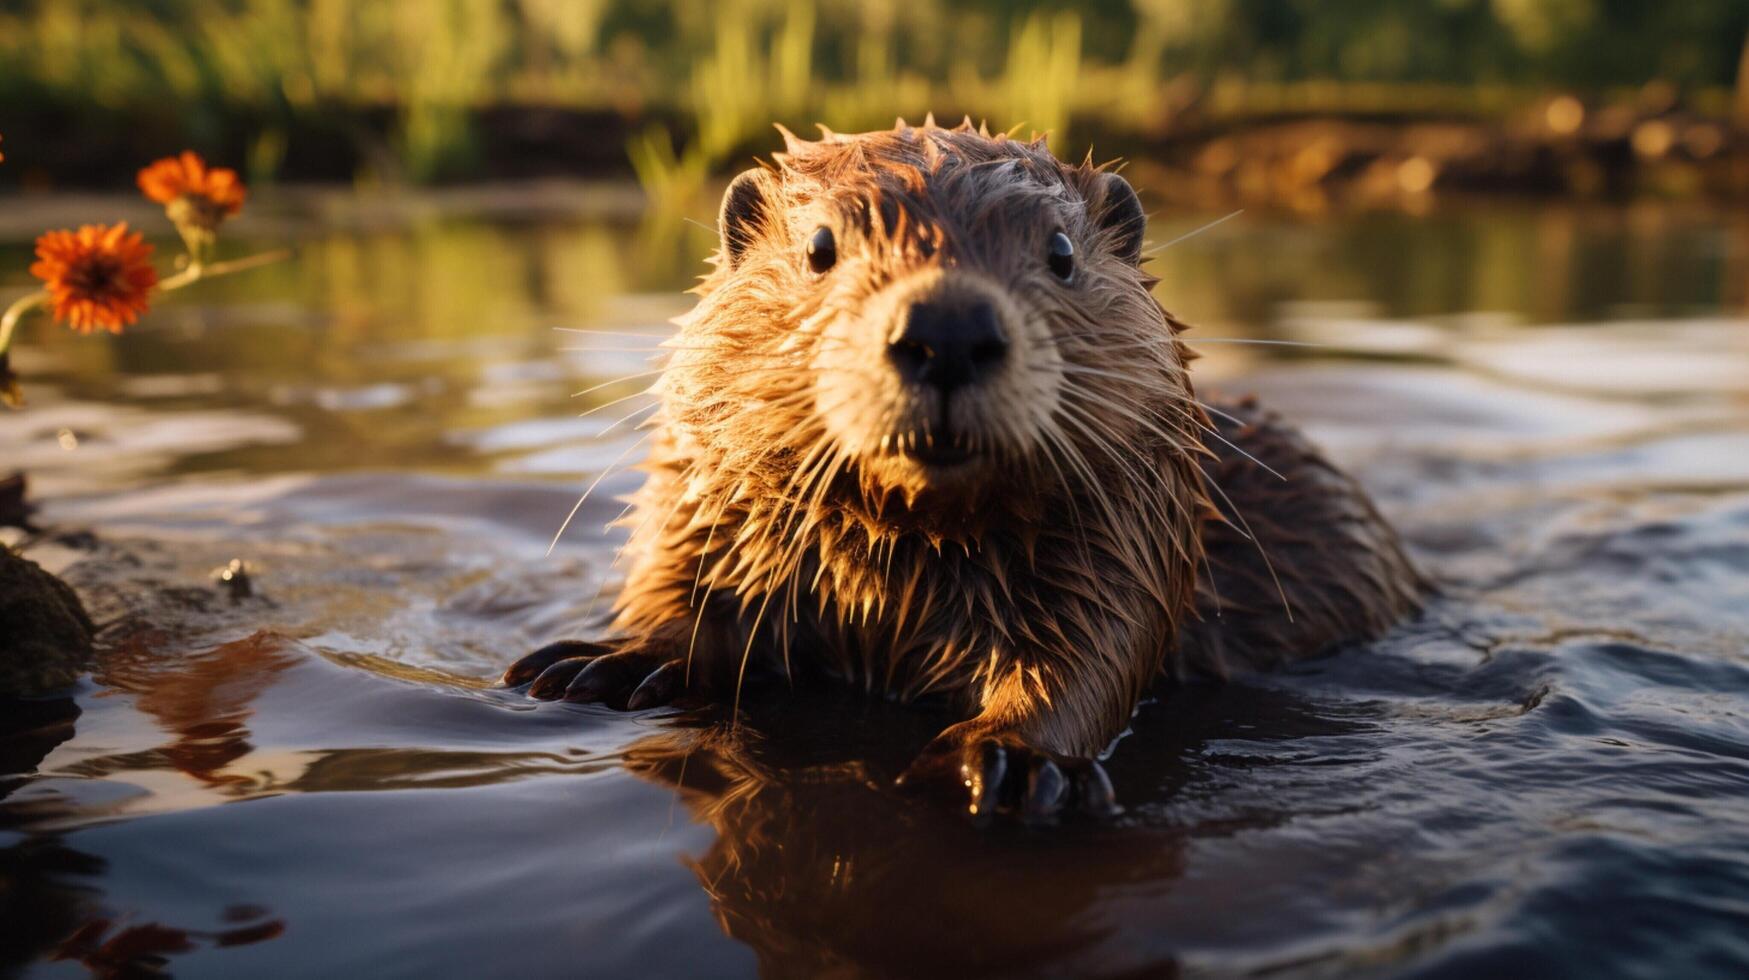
top-left (30, 223), bottom-right (159, 334)
top-left (137, 151), bottom-right (246, 230)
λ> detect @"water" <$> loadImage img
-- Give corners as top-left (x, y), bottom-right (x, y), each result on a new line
top-left (3, 188), bottom-right (1748, 978)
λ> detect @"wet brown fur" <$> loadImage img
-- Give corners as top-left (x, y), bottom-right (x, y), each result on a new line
top-left (600, 120), bottom-right (1421, 760)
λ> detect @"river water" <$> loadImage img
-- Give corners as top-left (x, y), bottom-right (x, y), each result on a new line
top-left (2, 188), bottom-right (1747, 978)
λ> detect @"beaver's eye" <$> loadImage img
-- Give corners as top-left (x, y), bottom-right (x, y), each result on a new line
top-left (1047, 231), bottom-right (1074, 281)
top-left (806, 226), bottom-right (837, 274)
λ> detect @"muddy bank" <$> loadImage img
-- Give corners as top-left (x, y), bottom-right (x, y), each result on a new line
top-left (1132, 103), bottom-right (1749, 210)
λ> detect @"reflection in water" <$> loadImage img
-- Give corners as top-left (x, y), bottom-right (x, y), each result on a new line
top-left (617, 685), bottom-right (1373, 977)
top-left (0, 836), bottom-right (103, 972)
top-left (85, 632), bottom-right (299, 791)
top-left (1, 691), bottom-right (99, 971)
top-left (287, 744), bottom-right (618, 794)
top-left (0, 696), bottom-right (80, 785)
top-left (1, 197), bottom-right (1746, 491)
top-left (1, 654), bottom-right (288, 976)
top-left (0, 692), bottom-right (85, 970)
top-left (50, 631), bottom-right (621, 801)
top-left (47, 910), bottom-right (286, 979)
top-left (0, 192), bottom-right (1746, 976)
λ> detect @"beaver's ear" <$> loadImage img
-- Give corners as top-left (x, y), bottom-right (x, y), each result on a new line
top-left (719, 168), bottom-right (780, 268)
top-left (1091, 172), bottom-right (1146, 264)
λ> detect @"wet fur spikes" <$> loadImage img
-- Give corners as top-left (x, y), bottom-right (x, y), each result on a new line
top-left (507, 121), bottom-right (1423, 822)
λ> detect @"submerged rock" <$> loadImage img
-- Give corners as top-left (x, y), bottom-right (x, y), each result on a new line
top-left (0, 548), bottom-right (94, 696)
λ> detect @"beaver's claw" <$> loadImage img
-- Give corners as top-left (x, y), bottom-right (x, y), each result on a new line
top-left (501, 640), bottom-right (611, 686)
top-left (502, 641), bottom-right (685, 710)
top-left (896, 725), bottom-right (1121, 826)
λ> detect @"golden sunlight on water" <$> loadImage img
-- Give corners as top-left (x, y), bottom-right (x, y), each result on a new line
top-left (2, 189), bottom-right (1743, 491)
top-left (3, 186), bottom-right (1748, 977)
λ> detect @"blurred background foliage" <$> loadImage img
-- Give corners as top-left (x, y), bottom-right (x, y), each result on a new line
top-left (0, 0), bottom-right (1746, 197)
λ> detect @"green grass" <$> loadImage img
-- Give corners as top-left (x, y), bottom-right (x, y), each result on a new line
top-left (0, 0), bottom-right (1742, 195)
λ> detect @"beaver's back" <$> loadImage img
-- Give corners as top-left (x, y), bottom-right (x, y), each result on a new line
top-left (1174, 396), bottom-right (1425, 681)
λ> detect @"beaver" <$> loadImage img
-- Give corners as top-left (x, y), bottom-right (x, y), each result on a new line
top-left (504, 120), bottom-right (1423, 821)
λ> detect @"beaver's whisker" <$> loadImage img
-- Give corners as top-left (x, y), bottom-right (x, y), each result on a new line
top-left (571, 495), bottom-right (643, 630)
top-left (578, 453), bottom-right (706, 631)
top-left (1055, 407), bottom-right (1172, 559)
top-left (668, 441), bottom-right (794, 686)
top-left (1055, 333), bottom-right (1187, 363)
top-left (1200, 467), bottom-right (1295, 623)
top-left (708, 360), bottom-right (883, 384)
top-left (785, 452), bottom-right (847, 664)
top-left (683, 485), bottom-right (742, 685)
top-left (1036, 417), bottom-right (1088, 493)
top-left (578, 388), bottom-right (655, 420)
top-left (687, 517), bottom-right (724, 614)
top-left (732, 436), bottom-right (847, 713)
top-left (559, 338), bottom-right (864, 377)
top-left (552, 326), bottom-right (676, 339)
top-left (1083, 343), bottom-right (1180, 359)
top-left (1054, 396), bottom-right (1190, 560)
top-left (1056, 380), bottom-right (1239, 459)
top-left (1196, 401), bottom-right (1251, 429)
top-left (583, 339), bottom-right (864, 356)
top-left (546, 431), bottom-right (652, 557)
top-left (1066, 338), bottom-right (1188, 359)
top-left (1141, 209), bottom-right (1243, 256)
top-left (781, 442), bottom-right (852, 658)
top-left (1045, 363), bottom-right (1164, 389)
top-left (571, 370), bottom-right (665, 399)
top-left (599, 401), bottom-right (661, 438)
top-left (1070, 330), bottom-right (1327, 356)
top-left (1055, 396), bottom-right (1155, 475)
top-left (1043, 411), bottom-right (1122, 538)
top-left (1198, 543), bottom-right (1227, 623)
top-left (556, 344), bottom-right (684, 354)
top-left (685, 415), bottom-right (819, 650)
top-left (1172, 407), bottom-right (1287, 482)
top-left (1181, 338), bottom-right (1327, 349)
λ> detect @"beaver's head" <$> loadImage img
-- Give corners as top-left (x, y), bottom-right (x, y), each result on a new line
top-left (666, 121), bottom-right (1197, 533)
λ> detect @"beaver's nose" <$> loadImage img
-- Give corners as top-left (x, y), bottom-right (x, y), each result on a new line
top-left (888, 298), bottom-right (1009, 393)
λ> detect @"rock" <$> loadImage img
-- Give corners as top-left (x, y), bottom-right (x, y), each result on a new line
top-left (0, 548), bottom-right (94, 696)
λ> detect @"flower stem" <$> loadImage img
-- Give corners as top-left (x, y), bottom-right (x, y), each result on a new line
top-left (157, 248), bottom-right (292, 292)
top-left (0, 246), bottom-right (286, 370)
top-left (0, 290), bottom-right (49, 359)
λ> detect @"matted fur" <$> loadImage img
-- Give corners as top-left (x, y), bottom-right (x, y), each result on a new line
top-left (609, 120), bottom-right (1210, 757)
top-left (585, 119), bottom-right (1421, 763)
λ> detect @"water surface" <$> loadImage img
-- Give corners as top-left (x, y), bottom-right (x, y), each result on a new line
top-left (3, 189), bottom-right (1748, 978)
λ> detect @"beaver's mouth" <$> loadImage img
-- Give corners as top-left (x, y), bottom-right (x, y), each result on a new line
top-left (901, 441), bottom-right (977, 468)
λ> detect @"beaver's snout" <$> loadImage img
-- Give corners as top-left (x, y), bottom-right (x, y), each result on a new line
top-left (887, 296), bottom-right (1009, 395)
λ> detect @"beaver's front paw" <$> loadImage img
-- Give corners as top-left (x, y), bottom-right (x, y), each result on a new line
top-left (895, 722), bottom-right (1120, 825)
top-left (502, 640), bottom-right (686, 710)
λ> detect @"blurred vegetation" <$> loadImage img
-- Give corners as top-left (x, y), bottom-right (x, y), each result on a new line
top-left (6, 201), bottom-right (1743, 470)
top-left (0, 0), bottom-right (1746, 193)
